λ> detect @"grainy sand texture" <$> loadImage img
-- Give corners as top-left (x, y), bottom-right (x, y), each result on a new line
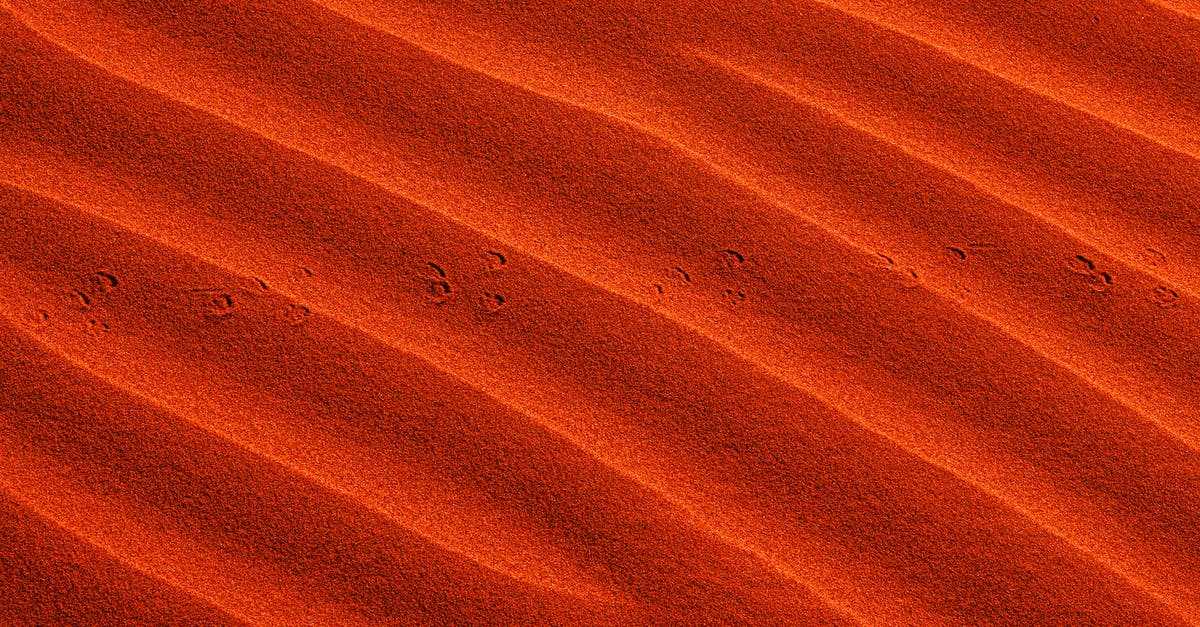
top-left (2, 0), bottom-right (1200, 625)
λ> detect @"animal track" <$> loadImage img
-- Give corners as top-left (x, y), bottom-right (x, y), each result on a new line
top-left (206, 294), bottom-right (235, 317)
top-left (947, 247), bottom-right (966, 260)
top-left (480, 291), bottom-right (506, 314)
top-left (252, 277), bottom-right (269, 291)
top-left (486, 251), bottom-right (507, 270)
top-left (876, 253), bottom-right (921, 287)
top-left (1067, 255), bottom-right (1096, 275)
top-left (724, 289), bottom-right (747, 304)
top-left (718, 248), bottom-right (768, 283)
top-left (289, 266), bottom-right (314, 283)
top-left (1066, 255), bottom-right (1114, 292)
top-left (70, 271), bottom-right (119, 311)
top-left (674, 267), bottom-right (692, 283)
top-left (1092, 272), bottom-right (1114, 292)
top-left (70, 289), bottom-right (91, 308)
top-left (654, 283), bottom-right (664, 295)
top-left (89, 271), bottom-right (119, 292)
top-left (86, 319), bottom-right (110, 334)
top-left (24, 309), bottom-right (49, 328)
top-left (1144, 248), bottom-right (1167, 267)
top-left (427, 281), bottom-right (452, 302)
top-left (283, 303), bottom-right (312, 325)
top-left (1151, 286), bottom-right (1180, 308)
top-left (191, 290), bottom-right (235, 318)
top-left (421, 261), bottom-right (453, 304)
top-left (720, 249), bottom-right (745, 269)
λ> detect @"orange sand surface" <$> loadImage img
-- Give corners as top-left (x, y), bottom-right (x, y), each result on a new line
top-left (2, 1), bottom-right (1200, 624)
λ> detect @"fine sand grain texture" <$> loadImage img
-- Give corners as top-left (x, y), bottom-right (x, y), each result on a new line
top-left (1, 1), bottom-right (1199, 625)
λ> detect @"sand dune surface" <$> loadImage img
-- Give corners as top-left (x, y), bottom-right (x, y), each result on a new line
top-left (2, 0), bottom-right (1200, 624)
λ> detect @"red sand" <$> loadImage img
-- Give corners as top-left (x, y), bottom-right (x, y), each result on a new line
top-left (1, 0), bottom-right (1199, 624)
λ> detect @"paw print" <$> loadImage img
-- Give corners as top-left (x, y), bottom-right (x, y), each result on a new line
top-left (479, 291), bottom-right (507, 314)
top-left (24, 309), bottom-right (49, 328)
top-left (289, 266), bottom-right (314, 284)
top-left (190, 290), bottom-right (235, 318)
top-left (1067, 255), bottom-right (1096, 275)
top-left (1091, 272), bottom-right (1114, 292)
top-left (877, 253), bottom-right (920, 288)
top-left (70, 289), bottom-right (92, 309)
top-left (1066, 255), bottom-right (1113, 292)
top-left (283, 303), bottom-right (312, 325)
top-left (423, 262), bottom-right (453, 304)
top-left (89, 271), bottom-right (119, 292)
top-left (1150, 286), bottom-right (1180, 308)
